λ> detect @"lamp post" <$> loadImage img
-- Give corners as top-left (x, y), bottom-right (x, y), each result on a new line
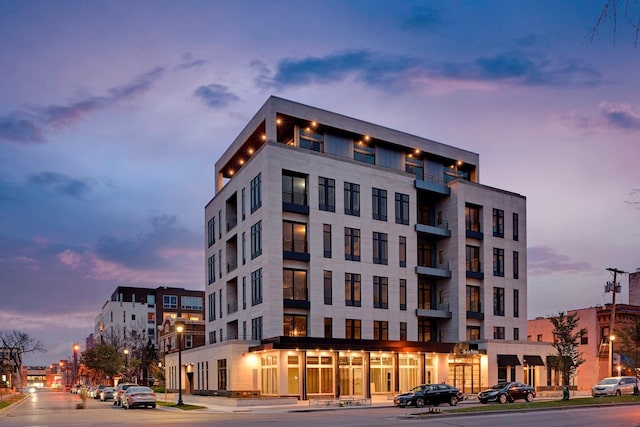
top-left (608, 334), bottom-right (615, 377)
top-left (176, 320), bottom-right (184, 406)
top-left (73, 344), bottom-right (80, 385)
top-left (123, 349), bottom-right (129, 381)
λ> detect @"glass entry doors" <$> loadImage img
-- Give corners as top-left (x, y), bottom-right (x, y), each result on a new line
top-left (339, 353), bottom-right (364, 397)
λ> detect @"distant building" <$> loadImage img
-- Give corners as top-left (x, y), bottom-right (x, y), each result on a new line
top-left (164, 96), bottom-right (553, 399)
top-left (94, 286), bottom-right (204, 349)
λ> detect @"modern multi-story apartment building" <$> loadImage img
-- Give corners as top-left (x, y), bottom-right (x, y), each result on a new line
top-left (165, 96), bottom-right (552, 399)
top-left (94, 286), bottom-right (204, 349)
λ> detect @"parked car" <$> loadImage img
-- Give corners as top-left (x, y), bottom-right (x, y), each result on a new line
top-left (113, 383), bottom-right (138, 406)
top-left (87, 386), bottom-right (97, 398)
top-left (592, 376), bottom-right (639, 397)
top-left (99, 387), bottom-right (115, 401)
top-left (122, 386), bottom-right (156, 409)
top-left (478, 382), bottom-right (535, 404)
top-left (93, 384), bottom-right (107, 399)
top-left (394, 383), bottom-right (462, 408)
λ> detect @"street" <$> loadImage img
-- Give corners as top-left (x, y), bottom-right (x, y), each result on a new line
top-left (2, 389), bottom-right (640, 427)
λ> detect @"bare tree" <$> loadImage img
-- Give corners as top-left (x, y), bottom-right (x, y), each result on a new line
top-left (592, 0), bottom-right (640, 47)
top-left (0, 330), bottom-right (46, 390)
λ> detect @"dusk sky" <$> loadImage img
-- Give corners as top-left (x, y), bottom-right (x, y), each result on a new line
top-left (1, 1), bottom-right (638, 366)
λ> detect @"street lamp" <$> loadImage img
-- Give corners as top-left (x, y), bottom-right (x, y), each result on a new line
top-left (608, 334), bottom-right (616, 377)
top-left (123, 349), bottom-right (129, 381)
top-left (176, 320), bottom-right (184, 406)
top-left (73, 344), bottom-right (80, 385)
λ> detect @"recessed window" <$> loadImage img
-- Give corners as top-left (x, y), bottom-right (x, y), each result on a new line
top-left (344, 182), bottom-right (360, 216)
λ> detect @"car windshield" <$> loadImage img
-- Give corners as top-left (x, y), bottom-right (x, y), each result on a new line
top-left (491, 383), bottom-right (509, 390)
top-left (409, 386), bottom-right (424, 393)
top-left (598, 378), bottom-right (620, 385)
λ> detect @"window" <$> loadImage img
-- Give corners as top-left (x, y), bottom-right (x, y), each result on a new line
top-left (467, 326), bottom-right (480, 340)
top-left (493, 209), bottom-right (504, 238)
top-left (283, 268), bottom-right (307, 301)
top-left (493, 287), bottom-right (505, 316)
top-left (513, 328), bottom-right (520, 341)
top-left (373, 232), bottom-right (388, 265)
top-left (207, 217), bottom-right (215, 247)
top-left (494, 327), bottom-right (505, 340)
top-left (284, 314), bottom-right (307, 337)
top-left (242, 232), bottom-right (246, 265)
top-left (207, 255), bottom-right (216, 284)
top-left (345, 319), bottom-right (361, 339)
top-left (466, 245), bottom-right (481, 272)
top-left (513, 289), bottom-right (520, 318)
top-left (218, 249), bottom-right (222, 278)
top-left (283, 221), bottom-right (307, 253)
top-left (345, 273), bottom-right (361, 307)
top-left (399, 279), bottom-right (407, 311)
top-left (344, 182), bottom-right (360, 216)
top-left (418, 278), bottom-right (432, 310)
top-left (323, 224), bottom-right (332, 258)
top-left (395, 193), bottom-right (410, 225)
top-left (354, 142), bottom-right (375, 164)
top-left (372, 188), bottom-right (387, 221)
top-left (218, 210), bottom-right (222, 239)
top-left (373, 321), bottom-right (388, 340)
top-left (418, 318), bottom-right (431, 342)
top-left (250, 173), bottom-right (262, 213)
top-left (318, 177), bottom-right (335, 212)
top-left (242, 276), bottom-right (246, 309)
top-left (241, 188), bottom-right (246, 221)
top-left (300, 128), bottom-right (323, 152)
top-left (282, 172), bottom-right (307, 205)
top-left (251, 221), bottom-right (262, 259)
top-left (324, 270), bottom-right (332, 305)
top-left (219, 289), bottom-right (223, 318)
top-left (513, 213), bottom-right (519, 241)
top-left (400, 322), bottom-right (407, 341)
top-left (324, 318), bottom-right (332, 338)
top-left (580, 330), bottom-right (588, 345)
top-left (344, 227), bottom-right (361, 261)
top-left (405, 156), bottom-right (423, 179)
top-left (513, 251), bottom-right (519, 279)
top-left (537, 334), bottom-right (543, 342)
top-left (465, 204), bottom-right (481, 232)
top-left (217, 359), bottom-right (227, 390)
top-left (251, 268), bottom-right (263, 306)
top-left (373, 276), bottom-right (388, 309)
top-left (182, 296), bottom-right (203, 310)
top-left (466, 285), bottom-right (480, 312)
top-left (251, 317), bottom-right (263, 340)
top-left (163, 295), bottom-right (177, 309)
top-left (493, 248), bottom-right (505, 277)
top-left (399, 236), bottom-right (407, 267)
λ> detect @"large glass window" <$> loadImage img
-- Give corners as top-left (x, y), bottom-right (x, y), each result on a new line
top-left (405, 156), bottom-right (423, 180)
top-left (467, 326), bottom-right (481, 340)
top-left (345, 319), bottom-right (361, 339)
top-left (466, 245), bottom-right (481, 272)
top-left (513, 251), bottom-right (519, 279)
top-left (513, 289), bottom-right (520, 318)
top-left (400, 322), bottom-right (407, 341)
top-left (323, 224), bottom-right (332, 258)
top-left (493, 327), bottom-right (505, 340)
top-left (395, 193), bottom-right (410, 225)
top-left (344, 182), bottom-right (360, 216)
top-left (373, 232), bottom-right (388, 265)
top-left (182, 296), bottom-right (203, 310)
top-left (251, 268), bottom-right (263, 306)
top-left (354, 142), bottom-right (375, 164)
top-left (282, 172), bottom-right (307, 206)
top-left (207, 217), bottom-right (215, 247)
top-left (493, 248), bottom-right (505, 277)
top-left (251, 316), bottom-right (263, 340)
top-left (318, 177), bottom-right (335, 212)
top-left (283, 221), bottom-right (307, 253)
top-left (418, 318), bottom-right (431, 342)
top-left (324, 270), bottom-right (332, 305)
top-left (283, 314), bottom-right (307, 337)
top-left (306, 355), bottom-right (333, 394)
top-left (345, 273), bottom-right (361, 307)
top-left (465, 204), bottom-right (481, 232)
top-left (493, 287), bottom-right (505, 316)
top-left (261, 355), bottom-right (277, 394)
top-left (283, 268), bottom-right (307, 301)
top-left (163, 295), bottom-right (177, 309)
top-left (493, 209), bottom-right (504, 238)
top-left (207, 255), bottom-right (216, 284)
top-left (218, 359), bottom-right (227, 391)
top-left (373, 276), bottom-right (388, 309)
top-left (370, 354), bottom-right (393, 393)
top-left (399, 236), bottom-right (407, 267)
top-left (466, 285), bottom-right (481, 313)
top-left (300, 128), bottom-right (323, 152)
top-left (513, 213), bottom-right (519, 241)
top-left (418, 278), bottom-right (432, 310)
top-left (208, 293), bottom-right (216, 321)
top-left (373, 321), bottom-right (388, 340)
top-left (399, 279), bottom-right (407, 311)
top-left (324, 318), bottom-right (332, 338)
top-left (344, 227), bottom-right (361, 261)
top-left (372, 188), bottom-right (387, 221)
top-left (250, 173), bottom-right (262, 213)
top-left (251, 221), bottom-right (262, 259)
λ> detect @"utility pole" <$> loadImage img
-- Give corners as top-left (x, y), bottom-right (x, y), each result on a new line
top-left (605, 267), bottom-right (626, 376)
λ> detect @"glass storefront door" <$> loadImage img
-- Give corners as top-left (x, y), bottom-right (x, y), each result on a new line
top-left (339, 353), bottom-right (364, 397)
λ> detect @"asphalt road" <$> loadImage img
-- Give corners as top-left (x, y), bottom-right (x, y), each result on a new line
top-left (2, 389), bottom-right (640, 427)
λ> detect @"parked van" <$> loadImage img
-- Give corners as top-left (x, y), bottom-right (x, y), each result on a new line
top-left (592, 376), bottom-right (638, 397)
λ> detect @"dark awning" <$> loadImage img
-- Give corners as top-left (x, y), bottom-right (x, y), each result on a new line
top-left (497, 354), bottom-right (521, 366)
top-left (523, 355), bottom-right (545, 366)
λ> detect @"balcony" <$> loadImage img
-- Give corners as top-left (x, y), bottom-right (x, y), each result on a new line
top-left (283, 251), bottom-right (310, 262)
top-left (414, 175), bottom-right (450, 196)
top-left (415, 221), bottom-right (451, 239)
top-left (226, 218), bottom-right (238, 232)
top-left (416, 261), bottom-right (451, 278)
top-left (416, 303), bottom-right (452, 319)
top-left (283, 299), bottom-right (311, 310)
top-left (466, 311), bottom-right (484, 320)
top-left (283, 202), bottom-right (309, 215)
top-left (226, 257), bottom-right (238, 273)
top-left (465, 229), bottom-right (483, 240)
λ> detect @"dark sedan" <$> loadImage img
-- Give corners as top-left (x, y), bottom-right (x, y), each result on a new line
top-left (394, 383), bottom-right (462, 408)
top-left (478, 381), bottom-right (536, 404)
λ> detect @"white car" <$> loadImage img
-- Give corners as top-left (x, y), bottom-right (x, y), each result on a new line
top-left (122, 386), bottom-right (156, 409)
top-left (592, 376), bottom-right (638, 396)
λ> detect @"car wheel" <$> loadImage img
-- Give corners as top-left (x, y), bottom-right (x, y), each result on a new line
top-left (615, 390), bottom-right (621, 396)
top-left (526, 392), bottom-right (534, 402)
top-left (450, 396), bottom-right (458, 406)
top-left (415, 397), bottom-right (425, 408)
top-left (151, 404), bottom-right (156, 409)
top-left (498, 394), bottom-right (507, 404)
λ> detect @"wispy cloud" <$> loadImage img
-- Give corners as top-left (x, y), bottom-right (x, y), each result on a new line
top-left (175, 52), bottom-right (207, 70)
top-left (28, 171), bottom-right (93, 200)
top-left (600, 102), bottom-right (640, 130)
top-left (193, 84), bottom-right (240, 109)
top-left (528, 246), bottom-right (594, 276)
top-left (1, 66), bottom-right (166, 144)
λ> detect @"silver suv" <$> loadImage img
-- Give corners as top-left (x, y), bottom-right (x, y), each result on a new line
top-left (592, 376), bottom-right (638, 397)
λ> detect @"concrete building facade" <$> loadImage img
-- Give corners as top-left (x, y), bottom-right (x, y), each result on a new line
top-left (165, 96), bottom-right (552, 399)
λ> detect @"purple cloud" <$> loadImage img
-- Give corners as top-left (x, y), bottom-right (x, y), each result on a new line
top-left (0, 113), bottom-right (44, 144)
top-left (528, 246), bottom-right (594, 276)
top-left (28, 172), bottom-right (92, 200)
top-left (193, 84), bottom-right (240, 109)
top-left (600, 103), bottom-right (640, 130)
